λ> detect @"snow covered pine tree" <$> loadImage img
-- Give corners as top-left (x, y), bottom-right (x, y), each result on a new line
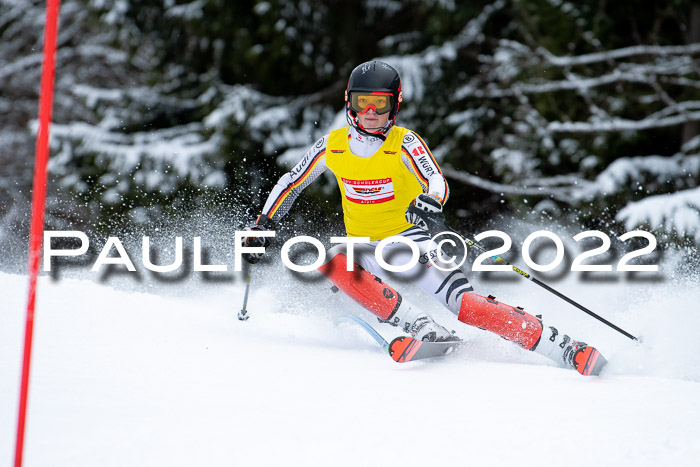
top-left (242, 61), bottom-right (606, 376)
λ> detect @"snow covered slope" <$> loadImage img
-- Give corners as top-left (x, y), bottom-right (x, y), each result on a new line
top-left (2, 266), bottom-right (700, 467)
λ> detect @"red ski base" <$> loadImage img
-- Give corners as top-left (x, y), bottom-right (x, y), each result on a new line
top-left (575, 347), bottom-right (607, 376)
top-left (388, 336), bottom-right (460, 362)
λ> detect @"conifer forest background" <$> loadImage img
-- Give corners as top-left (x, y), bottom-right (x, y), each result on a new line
top-left (2, 0), bottom-right (700, 269)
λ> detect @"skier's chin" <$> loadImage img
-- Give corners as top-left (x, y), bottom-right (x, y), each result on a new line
top-left (361, 124), bottom-right (382, 133)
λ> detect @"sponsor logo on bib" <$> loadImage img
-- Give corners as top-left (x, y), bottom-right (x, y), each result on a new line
top-left (341, 177), bottom-right (395, 204)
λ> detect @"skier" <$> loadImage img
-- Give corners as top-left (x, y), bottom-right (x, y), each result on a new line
top-left (243, 60), bottom-right (604, 375)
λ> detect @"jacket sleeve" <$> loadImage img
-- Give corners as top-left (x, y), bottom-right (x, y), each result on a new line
top-left (261, 135), bottom-right (329, 222)
top-left (400, 130), bottom-right (450, 204)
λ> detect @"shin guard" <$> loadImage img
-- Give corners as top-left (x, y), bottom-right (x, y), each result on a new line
top-left (458, 293), bottom-right (543, 350)
top-left (318, 253), bottom-right (401, 321)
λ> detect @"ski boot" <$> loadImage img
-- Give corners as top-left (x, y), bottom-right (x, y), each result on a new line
top-left (388, 299), bottom-right (457, 342)
top-left (534, 326), bottom-right (607, 376)
top-left (318, 253), bottom-right (457, 342)
top-left (408, 314), bottom-right (460, 342)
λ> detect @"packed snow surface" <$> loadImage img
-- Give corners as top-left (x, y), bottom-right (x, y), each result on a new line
top-left (2, 262), bottom-right (700, 466)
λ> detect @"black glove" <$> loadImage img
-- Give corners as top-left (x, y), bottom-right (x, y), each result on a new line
top-left (242, 214), bottom-right (276, 264)
top-left (405, 193), bottom-right (445, 231)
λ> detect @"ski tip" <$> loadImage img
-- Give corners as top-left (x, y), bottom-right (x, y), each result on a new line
top-left (389, 336), bottom-right (423, 363)
top-left (388, 336), bottom-right (461, 363)
top-left (575, 347), bottom-right (608, 376)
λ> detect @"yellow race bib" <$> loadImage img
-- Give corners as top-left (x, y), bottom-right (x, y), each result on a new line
top-left (326, 126), bottom-right (423, 240)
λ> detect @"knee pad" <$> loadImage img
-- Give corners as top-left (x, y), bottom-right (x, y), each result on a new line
top-left (458, 293), bottom-right (543, 350)
top-left (318, 253), bottom-right (401, 321)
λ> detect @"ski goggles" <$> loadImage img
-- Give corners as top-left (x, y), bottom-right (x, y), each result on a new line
top-left (349, 92), bottom-right (394, 115)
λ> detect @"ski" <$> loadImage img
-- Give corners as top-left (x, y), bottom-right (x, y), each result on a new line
top-left (388, 336), bottom-right (462, 363)
top-left (339, 315), bottom-right (604, 372)
top-left (338, 315), bottom-right (462, 362)
top-left (338, 315), bottom-right (390, 351)
top-left (575, 346), bottom-right (607, 376)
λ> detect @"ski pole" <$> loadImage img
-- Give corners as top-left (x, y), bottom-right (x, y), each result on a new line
top-left (435, 221), bottom-right (639, 341)
top-left (238, 265), bottom-right (252, 321)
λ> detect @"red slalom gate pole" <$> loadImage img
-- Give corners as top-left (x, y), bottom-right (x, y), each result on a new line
top-left (15, 1), bottom-right (61, 466)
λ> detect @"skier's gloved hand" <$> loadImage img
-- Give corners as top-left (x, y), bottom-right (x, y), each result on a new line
top-left (242, 214), bottom-right (276, 264)
top-left (405, 193), bottom-right (445, 231)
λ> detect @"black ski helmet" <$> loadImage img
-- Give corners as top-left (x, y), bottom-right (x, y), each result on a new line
top-left (345, 60), bottom-right (402, 137)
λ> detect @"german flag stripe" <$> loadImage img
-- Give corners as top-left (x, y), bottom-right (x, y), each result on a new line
top-left (267, 150), bottom-right (325, 217)
top-left (409, 133), bottom-right (450, 204)
top-left (402, 147), bottom-right (429, 188)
